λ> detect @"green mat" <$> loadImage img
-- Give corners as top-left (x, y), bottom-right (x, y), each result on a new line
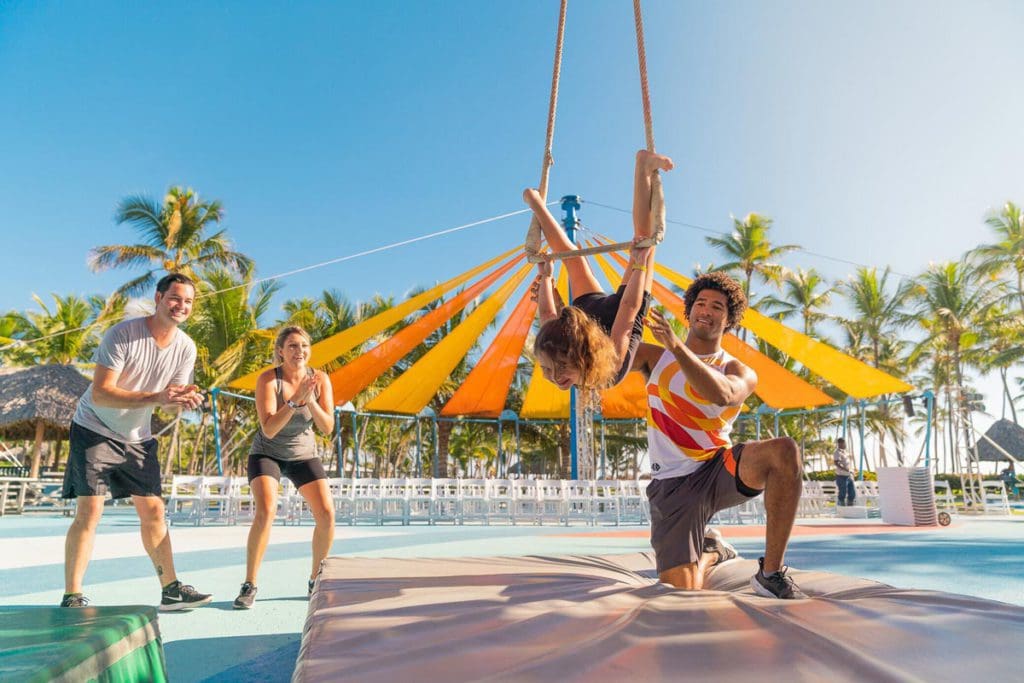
top-left (0, 606), bottom-right (166, 683)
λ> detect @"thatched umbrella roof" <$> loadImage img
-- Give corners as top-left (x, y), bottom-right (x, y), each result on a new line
top-left (977, 418), bottom-right (1024, 462)
top-left (0, 364), bottom-right (90, 440)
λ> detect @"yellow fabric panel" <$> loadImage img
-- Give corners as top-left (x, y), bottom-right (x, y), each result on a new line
top-left (652, 263), bottom-right (914, 398)
top-left (229, 245), bottom-right (520, 391)
top-left (599, 373), bottom-right (648, 418)
top-left (330, 255), bottom-right (525, 406)
top-left (441, 287), bottom-right (538, 418)
top-left (521, 266), bottom-right (571, 419)
top-left (366, 264), bottom-right (533, 415)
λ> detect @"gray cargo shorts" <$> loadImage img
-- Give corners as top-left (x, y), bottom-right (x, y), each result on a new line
top-left (647, 444), bottom-right (762, 573)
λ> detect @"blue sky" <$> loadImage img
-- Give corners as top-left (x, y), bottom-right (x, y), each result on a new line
top-left (2, 1), bottom-right (1023, 414)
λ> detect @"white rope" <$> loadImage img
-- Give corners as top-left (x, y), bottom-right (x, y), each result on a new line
top-left (1, 207), bottom-right (533, 352)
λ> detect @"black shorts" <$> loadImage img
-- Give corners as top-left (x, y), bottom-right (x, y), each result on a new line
top-left (573, 285), bottom-right (652, 384)
top-left (247, 453), bottom-right (327, 489)
top-left (62, 421), bottom-right (162, 499)
top-left (646, 444), bottom-right (762, 573)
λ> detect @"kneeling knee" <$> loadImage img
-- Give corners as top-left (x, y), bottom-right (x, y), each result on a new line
top-left (775, 437), bottom-right (802, 473)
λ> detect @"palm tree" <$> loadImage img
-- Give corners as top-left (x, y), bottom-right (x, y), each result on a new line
top-left (760, 267), bottom-right (834, 337)
top-left (837, 267), bottom-right (908, 374)
top-left (4, 293), bottom-right (122, 365)
top-left (704, 213), bottom-right (799, 306)
top-left (89, 186), bottom-right (251, 296)
top-left (975, 304), bottom-right (1024, 423)
top-left (973, 201), bottom-right (1024, 314)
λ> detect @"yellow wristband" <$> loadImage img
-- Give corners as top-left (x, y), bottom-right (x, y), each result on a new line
top-left (631, 264), bottom-right (647, 272)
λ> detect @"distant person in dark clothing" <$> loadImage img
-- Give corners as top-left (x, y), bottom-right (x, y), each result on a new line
top-left (833, 438), bottom-right (856, 507)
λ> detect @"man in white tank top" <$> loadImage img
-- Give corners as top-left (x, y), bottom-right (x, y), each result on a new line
top-left (632, 272), bottom-right (805, 599)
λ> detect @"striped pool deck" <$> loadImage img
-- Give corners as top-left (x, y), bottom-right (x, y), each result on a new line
top-left (2, 513), bottom-right (1022, 682)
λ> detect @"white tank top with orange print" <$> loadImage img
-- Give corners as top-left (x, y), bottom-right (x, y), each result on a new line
top-left (647, 347), bottom-right (742, 479)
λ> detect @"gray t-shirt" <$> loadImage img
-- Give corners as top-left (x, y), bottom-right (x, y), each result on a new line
top-left (73, 317), bottom-right (197, 443)
top-left (834, 448), bottom-right (853, 477)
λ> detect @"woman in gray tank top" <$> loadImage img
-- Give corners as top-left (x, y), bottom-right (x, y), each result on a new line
top-left (234, 326), bottom-right (336, 610)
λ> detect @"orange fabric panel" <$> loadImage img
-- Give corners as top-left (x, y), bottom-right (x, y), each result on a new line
top-left (329, 254), bottom-right (525, 406)
top-left (366, 264), bottom-right (533, 415)
top-left (442, 286), bottom-right (538, 418)
top-left (230, 246), bottom-right (521, 391)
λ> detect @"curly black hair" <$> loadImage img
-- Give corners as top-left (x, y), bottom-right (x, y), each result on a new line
top-left (683, 272), bottom-right (748, 332)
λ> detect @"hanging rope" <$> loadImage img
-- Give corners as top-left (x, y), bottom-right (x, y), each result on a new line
top-left (633, 0), bottom-right (656, 153)
top-left (531, 0), bottom-right (666, 263)
top-left (525, 0), bottom-right (568, 262)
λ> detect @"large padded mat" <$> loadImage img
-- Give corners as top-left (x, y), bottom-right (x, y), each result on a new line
top-left (0, 605), bottom-right (166, 683)
top-left (295, 553), bottom-right (1024, 682)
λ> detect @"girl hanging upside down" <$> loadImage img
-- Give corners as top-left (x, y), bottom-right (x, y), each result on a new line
top-left (525, 149), bottom-right (673, 392)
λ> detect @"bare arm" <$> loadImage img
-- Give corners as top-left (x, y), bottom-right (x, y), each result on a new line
top-left (646, 309), bottom-right (757, 406)
top-left (91, 365), bottom-right (202, 410)
top-left (608, 245), bottom-right (654, 363)
top-left (306, 371), bottom-right (336, 435)
top-left (532, 261), bottom-right (559, 324)
top-left (631, 342), bottom-right (665, 381)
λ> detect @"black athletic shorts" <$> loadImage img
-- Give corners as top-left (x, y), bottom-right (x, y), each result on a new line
top-left (62, 421), bottom-right (162, 499)
top-left (247, 453), bottom-right (327, 489)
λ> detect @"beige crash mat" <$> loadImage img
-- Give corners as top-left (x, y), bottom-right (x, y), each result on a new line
top-left (294, 553), bottom-right (1024, 682)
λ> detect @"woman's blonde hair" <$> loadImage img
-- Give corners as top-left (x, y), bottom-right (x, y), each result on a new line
top-left (534, 307), bottom-right (618, 392)
top-left (274, 325), bottom-right (313, 364)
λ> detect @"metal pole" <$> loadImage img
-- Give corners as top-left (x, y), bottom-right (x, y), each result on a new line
top-left (562, 194), bottom-right (581, 480)
top-left (923, 390), bottom-right (934, 469)
top-left (515, 419), bottom-right (521, 476)
top-left (600, 417), bottom-right (607, 479)
top-left (432, 416), bottom-right (439, 478)
top-left (415, 418), bottom-right (422, 477)
top-left (498, 420), bottom-right (504, 477)
top-left (211, 387), bottom-right (223, 475)
top-left (351, 411), bottom-right (359, 479)
top-left (858, 400), bottom-right (867, 480)
top-left (334, 407), bottom-right (343, 477)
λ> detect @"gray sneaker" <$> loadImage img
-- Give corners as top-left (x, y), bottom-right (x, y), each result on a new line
top-left (233, 582), bottom-right (258, 610)
top-left (703, 528), bottom-right (739, 568)
top-left (60, 593), bottom-right (90, 608)
top-left (159, 580), bottom-right (213, 612)
top-left (750, 557), bottom-right (807, 599)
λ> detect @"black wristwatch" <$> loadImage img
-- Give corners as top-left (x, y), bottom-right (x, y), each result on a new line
top-left (286, 400), bottom-right (300, 409)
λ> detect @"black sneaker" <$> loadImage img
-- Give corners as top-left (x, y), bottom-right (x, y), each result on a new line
top-left (60, 593), bottom-right (90, 608)
top-left (233, 582), bottom-right (258, 610)
top-left (159, 580), bottom-right (213, 612)
top-left (703, 528), bottom-right (739, 568)
top-left (750, 557), bottom-right (807, 599)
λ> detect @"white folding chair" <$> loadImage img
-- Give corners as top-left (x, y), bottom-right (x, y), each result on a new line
top-left (486, 479), bottom-right (515, 525)
top-left (329, 477), bottom-right (354, 525)
top-left (511, 479), bottom-right (540, 525)
top-left (459, 479), bottom-right (489, 525)
top-left (618, 479), bottom-right (646, 525)
top-left (167, 475), bottom-right (204, 526)
top-left (981, 480), bottom-right (1011, 515)
top-left (351, 478), bottom-right (382, 524)
top-left (406, 477), bottom-right (433, 524)
top-left (425, 478), bottom-right (457, 524)
top-left (198, 476), bottom-right (235, 525)
top-left (593, 480), bottom-right (623, 526)
top-left (563, 480), bottom-right (595, 526)
top-left (536, 479), bottom-right (566, 525)
top-left (379, 478), bottom-right (410, 524)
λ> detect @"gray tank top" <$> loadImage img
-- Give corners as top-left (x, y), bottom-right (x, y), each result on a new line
top-left (249, 367), bottom-right (318, 462)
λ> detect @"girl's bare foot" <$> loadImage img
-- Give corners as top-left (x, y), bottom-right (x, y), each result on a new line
top-left (637, 149), bottom-right (674, 173)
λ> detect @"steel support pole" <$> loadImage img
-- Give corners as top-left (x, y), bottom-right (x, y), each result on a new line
top-left (210, 387), bottom-right (223, 475)
top-left (563, 194), bottom-right (582, 479)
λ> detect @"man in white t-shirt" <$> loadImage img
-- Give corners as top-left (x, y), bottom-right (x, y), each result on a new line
top-left (60, 273), bottom-right (213, 611)
top-left (633, 272), bottom-right (806, 599)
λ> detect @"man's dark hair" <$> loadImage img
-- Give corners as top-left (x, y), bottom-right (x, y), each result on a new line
top-left (683, 272), bottom-right (747, 332)
top-left (836, 437), bottom-right (846, 447)
top-left (156, 273), bottom-right (196, 294)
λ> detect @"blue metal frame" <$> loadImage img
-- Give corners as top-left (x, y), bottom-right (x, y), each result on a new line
top-left (561, 194), bottom-right (581, 479)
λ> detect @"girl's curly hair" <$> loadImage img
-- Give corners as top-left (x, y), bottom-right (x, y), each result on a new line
top-left (683, 272), bottom-right (748, 331)
top-left (534, 307), bottom-right (618, 392)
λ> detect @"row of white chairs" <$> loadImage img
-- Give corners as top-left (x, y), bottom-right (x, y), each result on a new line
top-left (165, 476), bottom-right (654, 527)
top-left (798, 480), bottom-right (881, 517)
